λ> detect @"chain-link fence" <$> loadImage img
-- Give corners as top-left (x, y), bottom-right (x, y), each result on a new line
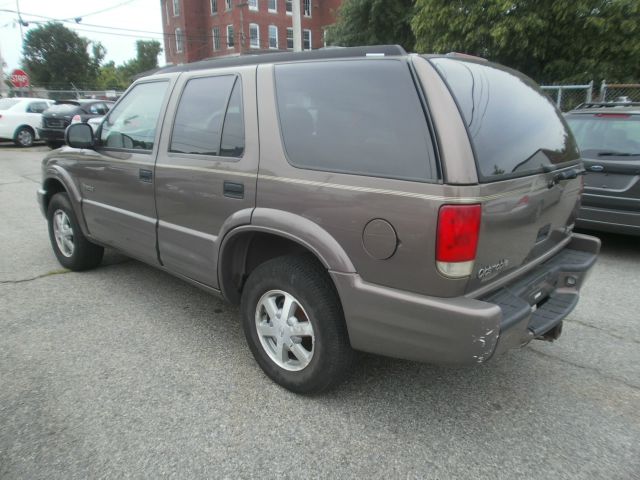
top-left (600, 82), bottom-right (640, 103)
top-left (540, 82), bottom-right (594, 112)
top-left (7, 87), bottom-right (124, 101)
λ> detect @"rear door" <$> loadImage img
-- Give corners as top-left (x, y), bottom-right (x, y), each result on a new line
top-left (427, 57), bottom-right (583, 292)
top-left (154, 66), bottom-right (258, 287)
top-left (565, 112), bottom-right (640, 224)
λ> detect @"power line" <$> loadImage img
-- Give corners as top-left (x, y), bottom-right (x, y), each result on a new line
top-left (64, 0), bottom-right (138, 20)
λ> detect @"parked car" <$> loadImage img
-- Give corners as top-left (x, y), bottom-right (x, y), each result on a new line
top-left (565, 102), bottom-right (640, 236)
top-left (37, 46), bottom-right (600, 393)
top-left (39, 99), bottom-right (113, 149)
top-left (0, 97), bottom-right (53, 147)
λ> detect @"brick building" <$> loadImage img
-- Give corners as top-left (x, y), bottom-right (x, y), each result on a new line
top-left (160, 0), bottom-right (343, 65)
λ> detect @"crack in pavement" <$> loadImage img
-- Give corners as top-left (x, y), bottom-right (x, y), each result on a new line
top-left (565, 318), bottom-right (640, 345)
top-left (0, 259), bottom-right (132, 285)
top-left (527, 346), bottom-right (640, 391)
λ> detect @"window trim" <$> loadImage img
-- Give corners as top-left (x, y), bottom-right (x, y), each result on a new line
top-left (249, 23), bottom-right (260, 49)
top-left (225, 0), bottom-right (232, 11)
top-left (268, 25), bottom-right (278, 49)
top-left (272, 59), bottom-right (440, 183)
top-left (175, 28), bottom-right (184, 53)
top-left (173, 0), bottom-right (180, 16)
top-left (268, 0), bottom-right (277, 13)
top-left (248, 0), bottom-right (258, 11)
top-left (226, 24), bottom-right (235, 48)
top-left (167, 73), bottom-right (244, 162)
top-left (286, 0), bottom-right (292, 15)
top-left (210, 0), bottom-right (217, 14)
top-left (97, 79), bottom-right (171, 155)
top-left (303, 0), bottom-right (311, 17)
top-left (212, 26), bottom-right (221, 51)
top-left (286, 27), bottom-right (293, 50)
top-left (303, 29), bottom-right (311, 50)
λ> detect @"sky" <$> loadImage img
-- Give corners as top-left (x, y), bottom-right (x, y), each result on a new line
top-left (0, 0), bottom-right (165, 73)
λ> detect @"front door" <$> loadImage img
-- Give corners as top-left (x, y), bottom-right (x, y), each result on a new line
top-left (74, 79), bottom-right (174, 265)
top-left (154, 67), bottom-right (259, 287)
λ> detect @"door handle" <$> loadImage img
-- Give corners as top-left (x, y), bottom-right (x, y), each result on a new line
top-left (139, 168), bottom-right (153, 183)
top-left (223, 181), bottom-right (244, 199)
top-left (589, 165), bottom-right (604, 172)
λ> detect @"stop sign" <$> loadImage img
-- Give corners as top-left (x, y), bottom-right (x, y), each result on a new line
top-left (10, 69), bottom-right (29, 88)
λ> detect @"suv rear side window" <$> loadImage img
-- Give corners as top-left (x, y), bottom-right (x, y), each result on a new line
top-left (274, 60), bottom-right (437, 182)
top-left (170, 75), bottom-right (244, 157)
top-left (565, 114), bottom-right (640, 155)
top-left (431, 58), bottom-right (580, 181)
top-left (100, 81), bottom-right (169, 151)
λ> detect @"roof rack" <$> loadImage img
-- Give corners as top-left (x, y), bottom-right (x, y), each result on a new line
top-left (575, 101), bottom-right (640, 109)
top-left (156, 45), bottom-right (407, 75)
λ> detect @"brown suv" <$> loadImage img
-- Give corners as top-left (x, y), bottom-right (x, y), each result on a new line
top-left (37, 46), bottom-right (600, 393)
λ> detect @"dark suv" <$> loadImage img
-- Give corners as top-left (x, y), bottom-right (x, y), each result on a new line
top-left (565, 102), bottom-right (640, 236)
top-left (37, 46), bottom-right (600, 393)
top-left (39, 99), bottom-right (113, 149)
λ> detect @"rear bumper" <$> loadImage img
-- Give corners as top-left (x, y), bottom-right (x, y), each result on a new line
top-left (332, 233), bottom-right (600, 365)
top-left (37, 128), bottom-right (65, 141)
top-left (577, 205), bottom-right (640, 236)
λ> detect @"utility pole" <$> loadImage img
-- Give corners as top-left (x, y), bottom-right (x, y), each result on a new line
top-left (292, 0), bottom-right (302, 52)
top-left (236, 1), bottom-right (248, 55)
top-left (16, 0), bottom-right (24, 42)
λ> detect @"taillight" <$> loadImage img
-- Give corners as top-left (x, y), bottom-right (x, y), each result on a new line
top-left (71, 115), bottom-right (82, 123)
top-left (436, 204), bottom-right (482, 278)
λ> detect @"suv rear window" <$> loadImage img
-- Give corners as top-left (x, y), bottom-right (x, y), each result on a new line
top-left (565, 114), bottom-right (640, 156)
top-left (274, 60), bottom-right (437, 182)
top-left (430, 58), bottom-right (579, 181)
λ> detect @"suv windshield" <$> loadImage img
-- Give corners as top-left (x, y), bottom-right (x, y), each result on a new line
top-left (430, 57), bottom-right (580, 181)
top-left (565, 114), bottom-right (640, 157)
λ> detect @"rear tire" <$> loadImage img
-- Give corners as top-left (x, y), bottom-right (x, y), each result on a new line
top-left (240, 254), bottom-right (355, 394)
top-left (47, 192), bottom-right (104, 271)
top-left (14, 126), bottom-right (34, 147)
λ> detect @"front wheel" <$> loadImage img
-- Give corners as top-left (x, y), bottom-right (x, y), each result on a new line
top-left (47, 193), bottom-right (104, 271)
top-left (240, 254), bottom-right (355, 394)
top-left (14, 126), bottom-right (34, 147)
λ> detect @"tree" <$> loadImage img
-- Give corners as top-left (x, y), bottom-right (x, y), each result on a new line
top-left (96, 61), bottom-right (129, 90)
top-left (119, 40), bottom-right (163, 79)
top-left (22, 22), bottom-right (104, 88)
top-left (325, 0), bottom-right (415, 51)
top-left (412, 0), bottom-right (640, 84)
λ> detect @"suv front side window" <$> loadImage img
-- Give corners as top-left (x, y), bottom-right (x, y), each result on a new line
top-left (100, 81), bottom-right (169, 151)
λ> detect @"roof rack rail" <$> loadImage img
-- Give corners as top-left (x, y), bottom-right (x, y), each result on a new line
top-left (156, 45), bottom-right (407, 75)
top-left (575, 101), bottom-right (640, 109)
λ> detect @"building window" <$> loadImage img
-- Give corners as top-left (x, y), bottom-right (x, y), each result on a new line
top-left (175, 28), bottom-right (184, 53)
top-left (212, 26), bottom-right (221, 51)
top-left (210, 0), bottom-right (217, 14)
top-left (286, 0), bottom-right (292, 14)
top-left (227, 24), bottom-right (234, 48)
top-left (286, 27), bottom-right (293, 49)
top-left (225, 0), bottom-right (232, 10)
top-left (268, 0), bottom-right (276, 12)
top-left (249, 23), bottom-right (259, 49)
top-left (268, 25), bottom-right (278, 49)
top-left (173, 0), bottom-right (180, 16)
top-left (248, 0), bottom-right (258, 11)
top-left (303, 29), bottom-right (311, 50)
top-left (303, 0), bottom-right (311, 17)
top-left (165, 0), bottom-right (169, 24)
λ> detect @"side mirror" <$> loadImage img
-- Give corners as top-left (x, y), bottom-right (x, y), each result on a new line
top-left (65, 123), bottom-right (95, 149)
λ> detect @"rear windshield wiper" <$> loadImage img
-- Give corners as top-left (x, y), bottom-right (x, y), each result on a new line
top-left (597, 151), bottom-right (640, 157)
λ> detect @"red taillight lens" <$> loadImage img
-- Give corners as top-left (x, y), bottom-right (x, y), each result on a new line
top-left (436, 204), bottom-right (482, 277)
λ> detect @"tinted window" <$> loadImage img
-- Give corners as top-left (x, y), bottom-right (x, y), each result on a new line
top-left (170, 75), bottom-right (238, 156)
top-left (27, 102), bottom-right (49, 113)
top-left (100, 81), bottom-right (169, 151)
top-left (431, 58), bottom-right (579, 181)
top-left (88, 103), bottom-right (108, 115)
top-left (566, 114), bottom-right (640, 156)
top-left (275, 60), bottom-right (436, 182)
top-left (48, 103), bottom-right (80, 114)
top-left (220, 79), bottom-right (244, 157)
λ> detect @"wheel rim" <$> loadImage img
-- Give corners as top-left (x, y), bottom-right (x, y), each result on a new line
top-left (52, 209), bottom-right (75, 257)
top-left (255, 290), bottom-right (315, 371)
top-left (17, 129), bottom-right (33, 147)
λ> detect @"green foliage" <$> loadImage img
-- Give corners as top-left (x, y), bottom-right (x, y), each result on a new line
top-left (326, 0), bottom-right (415, 51)
top-left (412, 0), bottom-right (640, 83)
top-left (96, 61), bottom-right (129, 90)
top-left (118, 40), bottom-right (163, 80)
top-left (22, 22), bottom-right (104, 88)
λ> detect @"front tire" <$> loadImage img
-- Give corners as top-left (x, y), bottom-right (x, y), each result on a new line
top-left (240, 254), bottom-right (354, 394)
top-left (47, 193), bottom-right (104, 271)
top-left (14, 126), bottom-right (34, 147)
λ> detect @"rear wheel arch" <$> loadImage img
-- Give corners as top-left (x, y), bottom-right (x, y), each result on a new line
top-left (218, 228), bottom-right (346, 305)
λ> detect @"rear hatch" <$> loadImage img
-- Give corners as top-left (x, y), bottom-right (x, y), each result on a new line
top-left (565, 111), bottom-right (640, 212)
top-left (430, 57), bottom-right (583, 293)
top-left (42, 102), bottom-right (82, 129)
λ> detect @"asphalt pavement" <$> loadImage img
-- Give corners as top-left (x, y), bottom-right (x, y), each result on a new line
top-left (1, 144), bottom-right (639, 479)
